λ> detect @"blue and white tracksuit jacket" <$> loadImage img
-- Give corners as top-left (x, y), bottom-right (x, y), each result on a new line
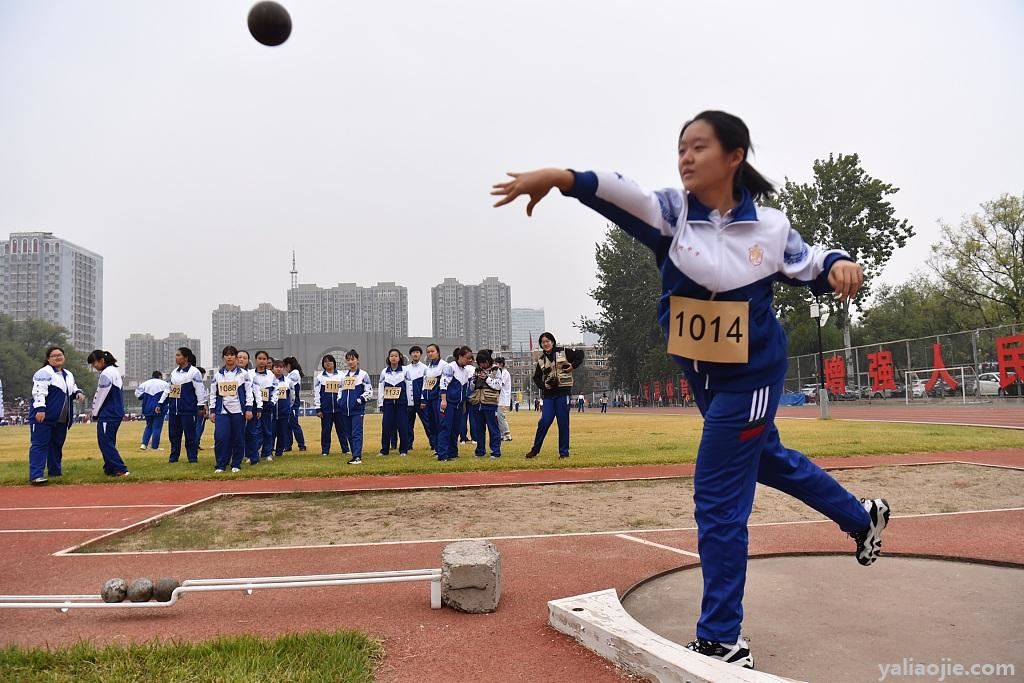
top-left (135, 378), bottom-right (169, 416)
top-left (91, 365), bottom-right (128, 474)
top-left (159, 365), bottom-right (207, 416)
top-left (563, 169), bottom-right (870, 643)
top-left (31, 365), bottom-right (83, 424)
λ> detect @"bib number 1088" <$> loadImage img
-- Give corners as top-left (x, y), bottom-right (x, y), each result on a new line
top-left (667, 296), bottom-right (749, 364)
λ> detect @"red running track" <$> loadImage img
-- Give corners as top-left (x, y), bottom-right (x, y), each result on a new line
top-left (0, 449), bottom-right (1022, 682)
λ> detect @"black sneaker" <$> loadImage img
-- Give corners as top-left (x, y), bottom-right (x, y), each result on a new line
top-left (347, 457), bottom-right (362, 465)
top-left (851, 498), bottom-right (891, 566)
top-left (685, 636), bottom-right (753, 669)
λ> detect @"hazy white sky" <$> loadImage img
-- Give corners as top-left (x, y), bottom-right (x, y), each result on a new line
top-left (3, 0), bottom-right (1022, 366)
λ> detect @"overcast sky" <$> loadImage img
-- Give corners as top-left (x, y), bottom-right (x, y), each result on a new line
top-left (2, 0), bottom-right (1022, 367)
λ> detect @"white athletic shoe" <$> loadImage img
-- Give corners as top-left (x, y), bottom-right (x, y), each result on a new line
top-left (685, 636), bottom-right (754, 669)
top-left (140, 444), bottom-right (147, 450)
top-left (851, 498), bottom-right (891, 566)
top-left (231, 467), bottom-right (241, 473)
top-left (214, 469), bottom-right (224, 474)
top-left (266, 456), bottom-right (274, 462)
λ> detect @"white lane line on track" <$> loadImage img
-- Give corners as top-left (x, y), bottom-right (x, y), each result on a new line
top-left (1, 528), bottom-right (120, 533)
top-left (0, 505), bottom-right (182, 512)
top-left (615, 533), bottom-right (700, 558)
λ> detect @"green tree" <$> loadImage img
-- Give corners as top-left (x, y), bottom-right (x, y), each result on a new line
top-left (856, 276), bottom-right (990, 345)
top-left (0, 315), bottom-right (96, 400)
top-left (928, 192), bottom-right (1024, 325)
top-left (768, 153), bottom-right (915, 354)
top-left (580, 226), bottom-right (677, 391)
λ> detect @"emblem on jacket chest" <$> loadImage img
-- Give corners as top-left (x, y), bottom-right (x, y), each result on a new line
top-left (748, 244), bottom-right (764, 266)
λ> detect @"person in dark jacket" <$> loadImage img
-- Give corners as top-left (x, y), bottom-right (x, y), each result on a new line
top-left (525, 332), bottom-right (583, 459)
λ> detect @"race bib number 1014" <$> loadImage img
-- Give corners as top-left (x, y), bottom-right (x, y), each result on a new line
top-left (667, 296), bottom-right (749, 364)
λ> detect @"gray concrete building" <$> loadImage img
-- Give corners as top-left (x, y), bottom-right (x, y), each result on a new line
top-left (124, 332), bottom-right (201, 388)
top-left (510, 307), bottom-right (545, 352)
top-left (431, 277), bottom-right (511, 351)
top-left (0, 231), bottom-right (103, 350)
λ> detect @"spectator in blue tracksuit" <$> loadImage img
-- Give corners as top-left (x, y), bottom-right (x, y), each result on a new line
top-left (87, 350), bottom-right (130, 478)
top-left (135, 371), bottom-right (168, 450)
top-left (283, 357), bottom-right (306, 452)
top-left (236, 350), bottom-right (264, 466)
top-left (377, 348), bottom-right (412, 456)
top-left (340, 350), bottom-right (373, 464)
top-left (158, 347), bottom-right (207, 464)
top-left (271, 360), bottom-right (294, 458)
top-left (314, 354), bottom-right (346, 456)
top-left (524, 333), bottom-right (583, 459)
top-left (251, 351), bottom-right (278, 461)
top-left (421, 344), bottom-right (447, 454)
top-left (405, 346), bottom-right (430, 450)
top-left (27, 346), bottom-right (85, 485)
top-left (437, 346), bottom-right (473, 461)
top-left (209, 345), bottom-right (254, 473)
top-left (468, 349), bottom-right (503, 458)
top-left (491, 109), bottom-right (891, 669)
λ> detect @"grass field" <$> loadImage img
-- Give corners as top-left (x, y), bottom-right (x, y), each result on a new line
top-left (0, 630), bottom-right (381, 683)
top-left (1, 411), bottom-right (1021, 486)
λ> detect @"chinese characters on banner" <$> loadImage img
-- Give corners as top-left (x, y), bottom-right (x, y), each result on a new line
top-left (641, 384), bottom-right (650, 402)
top-left (867, 350), bottom-right (897, 392)
top-left (680, 377), bottom-right (690, 402)
top-left (653, 381), bottom-right (662, 402)
top-left (824, 355), bottom-right (847, 395)
top-left (996, 334), bottom-right (1024, 389)
top-left (665, 379), bottom-right (675, 401)
top-left (925, 342), bottom-right (959, 392)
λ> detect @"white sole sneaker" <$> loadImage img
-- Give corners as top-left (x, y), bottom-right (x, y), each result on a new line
top-left (853, 498), bottom-right (891, 566)
top-left (685, 636), bottom-right (754, 669)
top-left (231, 468), bottom-right (241, 473)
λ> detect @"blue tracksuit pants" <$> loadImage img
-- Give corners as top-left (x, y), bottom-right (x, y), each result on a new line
top-left (97, 419), bottom-right (128, 475)
top-left (167, 413), bottom-right (198, 463)
top-left (340, 412), bottom-right (364, 457)
top-left (690, 377), bottom-right (871, 643)
top-left (213, 412), bottom-right (245, 470)
top-left (470, 406), bottom-right (501, 456)
top-left (28, 421), bottom-right (68, 480)
top-left (532, 395), bottom-right (570, 456)
top-left (260, 409), bottom-right (276, 458)
top-left (141, 413), bottom-right (165, 448)
top-left (436, 401), bottom-right (462, 460)
top-left (380, 402), bottom-right (411, 454)
top-left (320, 411), bottom-right (347, 455)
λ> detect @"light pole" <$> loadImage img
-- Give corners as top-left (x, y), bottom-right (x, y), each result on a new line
top-left (810, 300), bottom-right (831, 419)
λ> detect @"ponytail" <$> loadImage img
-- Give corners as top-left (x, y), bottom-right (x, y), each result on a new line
top-left (734, 159), bottom-right (775, 202)
top-left (87, 350), bottom-right (118, 367)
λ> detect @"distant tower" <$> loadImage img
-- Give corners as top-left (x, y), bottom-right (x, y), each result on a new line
top-left (290, 250), bottom-right (298, 290)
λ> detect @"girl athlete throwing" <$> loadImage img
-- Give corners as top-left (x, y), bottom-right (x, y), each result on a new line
top-left (491, 110), bottom-right (890, 669)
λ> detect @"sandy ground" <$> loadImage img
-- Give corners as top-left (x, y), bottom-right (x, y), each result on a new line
top-left (89, 463), bottom-right (1024, 552)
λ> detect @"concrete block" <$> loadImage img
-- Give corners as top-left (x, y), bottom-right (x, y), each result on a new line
top-left (441, 540), bottom-right (501, 613)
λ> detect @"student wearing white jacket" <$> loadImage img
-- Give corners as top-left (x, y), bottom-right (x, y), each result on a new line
top-left (251, 351), bottom-right (278, 461)
top-left (158, 347), bottom-right (207, 464)
top-left (135, 371), bottom-right (169, 450)
top-left (236, 351), bottom-right (264, 466)
top-left (377, 348), bottom-right (412, 456)
top-left (208, 345), bottom-right (255, 473)
top-left (87, 350), bottom-right (130, 478)
top-left (28, 346), bottom-right (86, 485)
top-left (494, 357), bottom-right (513, 441)
top-left (313, 354), bottom-right (347, 456)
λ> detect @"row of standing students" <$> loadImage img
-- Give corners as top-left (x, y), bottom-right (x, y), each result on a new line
top-left (313, 344), bottom-right (513, 464)
top-left (151, 347), bottom-right (310, 472)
